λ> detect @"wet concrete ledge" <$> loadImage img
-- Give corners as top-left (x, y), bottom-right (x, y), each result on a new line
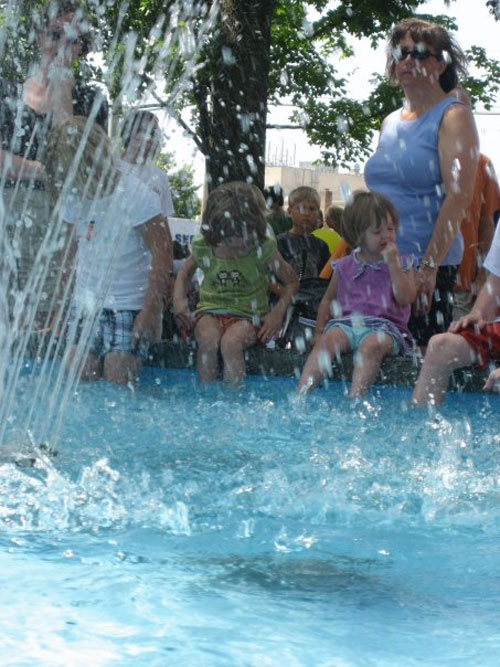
top-left (148, 339), bottom-right (491, 394)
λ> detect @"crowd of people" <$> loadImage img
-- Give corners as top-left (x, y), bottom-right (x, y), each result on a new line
top-left (2, 6), bottom-right (500, 403)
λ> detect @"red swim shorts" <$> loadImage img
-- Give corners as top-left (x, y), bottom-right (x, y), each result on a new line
top-left (195, 313), bottom-right (259, 335)
top-left (458, 322), bottom-right (500, 370)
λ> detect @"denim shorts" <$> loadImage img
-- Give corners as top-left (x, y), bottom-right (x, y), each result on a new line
top-left (324, 321), bottom-right (399, 355)
top-left (68, 307), bottom-right (145, 359)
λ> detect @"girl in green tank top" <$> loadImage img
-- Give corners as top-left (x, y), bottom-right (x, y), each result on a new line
top-left (173, 181), bottom-right (298, 387)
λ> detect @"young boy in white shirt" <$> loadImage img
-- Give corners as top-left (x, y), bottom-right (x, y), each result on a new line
top-left (45, 116), bottom-right (173, 385)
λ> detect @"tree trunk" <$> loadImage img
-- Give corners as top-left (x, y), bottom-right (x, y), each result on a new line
top-left (199, 0), bottom-right (276, 192)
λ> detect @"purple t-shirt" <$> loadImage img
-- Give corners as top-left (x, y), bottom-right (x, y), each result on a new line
top-left (332, 250), bottom-right (413, 340)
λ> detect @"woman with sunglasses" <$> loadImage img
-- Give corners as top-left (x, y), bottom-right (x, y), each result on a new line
top-left (0, 1), bottom-right (107, 329)
top-left (364, 18), bottom-right (479, 349)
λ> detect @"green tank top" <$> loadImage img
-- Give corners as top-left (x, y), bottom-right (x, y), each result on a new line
top-left (192, 235), bottom-right (277, 321)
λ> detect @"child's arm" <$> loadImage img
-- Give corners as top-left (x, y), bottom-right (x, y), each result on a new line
top-left (173, 254), bottom-right (198, 339)
top-left (258, 252), bottom-right (299, 342)
top-left (382, 243), bottom-right (417, 307)
top-left (134, 215), bottom-right (174, 346)
top-left (314, 272), bottom-right (339, 338)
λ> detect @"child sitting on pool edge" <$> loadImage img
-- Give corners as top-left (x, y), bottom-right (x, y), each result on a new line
top-left (298, 190), bottom-right (416, 397)
top-left (412, 216), bottom-right (500, 406)
top-left (173, 181), bottom-right (298, 387)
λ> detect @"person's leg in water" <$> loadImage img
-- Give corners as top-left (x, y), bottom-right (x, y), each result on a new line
top-left (66, 309), bottom-right (103, 381)
top-left (195, 314), bottom-right (223, 383)
top-left (350, 331), bottom-right (394, 397)
top-left (67, 346), bottom-right (102, 381)
top-left (298, 326), bottom-right (350, 392)
top-left (104, 352), bottom-right (141, 385)
top-left (220, 318), bottom-right (257, 387)
top-left (412, 332), bottom-right (478, 406)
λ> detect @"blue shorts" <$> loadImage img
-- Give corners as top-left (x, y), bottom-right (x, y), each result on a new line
top-left (324, 321), bottom-right (400, 355)
top-left (69, 307), bottom-right (146, 360)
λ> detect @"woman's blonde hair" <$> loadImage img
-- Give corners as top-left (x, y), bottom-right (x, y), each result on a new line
top-left (341, 190), bottom-right (398, 248)
top-left (44, 116), bottom-right (119, 200)
top-left (201, 181), bottom-right (268, 246)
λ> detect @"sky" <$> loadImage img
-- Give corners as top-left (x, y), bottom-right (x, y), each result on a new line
top-left (158, 0), bottom-right (500, 186)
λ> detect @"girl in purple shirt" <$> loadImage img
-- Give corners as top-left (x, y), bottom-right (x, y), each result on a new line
top-left (298, 191), bottom-right (417, 397)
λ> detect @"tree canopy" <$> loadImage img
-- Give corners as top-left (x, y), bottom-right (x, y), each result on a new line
top-left (1, 0), bottom-right (498, 190)
top-left (156, 152), bottom-right (201, 219)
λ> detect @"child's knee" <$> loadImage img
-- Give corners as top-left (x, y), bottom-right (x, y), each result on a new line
top-left (220, 329), bottom-right (252, 357)
top-left (196, 329), bottom-right (220, 352)
top-left (426, 332), bottom-right (455, 357)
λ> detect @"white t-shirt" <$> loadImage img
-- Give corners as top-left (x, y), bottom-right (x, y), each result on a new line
top-left (64, 173), bottom-right (162, 310)
top-left (118, 159), bottom-right (175, 218)
top-left (484, 222), bottom-right (500, 277)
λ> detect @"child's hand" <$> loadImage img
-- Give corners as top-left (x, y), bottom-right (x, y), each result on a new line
top-left (413, 266), bottom-right (438, 315)
top-left (173, 299), bottom-right (193, 341)
top-left (381, 242), bottom-right (399, 264)
top-left (448, 311), bottom-right (486, 333)
top-left (484, 367), bottom-right (500, 392)
top-left (312, 327), bottom-right (324, 346)
top-left (133, 305), bottom-right (162, 347)
top-left (257, 310), bottom-right (283, 343)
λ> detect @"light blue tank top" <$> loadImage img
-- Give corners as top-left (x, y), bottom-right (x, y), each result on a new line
top-left (364, 97), bottom-right (463, 266)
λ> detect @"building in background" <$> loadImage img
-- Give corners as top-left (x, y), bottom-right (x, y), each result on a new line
top-left (265, 161), bottom-right (365, 214)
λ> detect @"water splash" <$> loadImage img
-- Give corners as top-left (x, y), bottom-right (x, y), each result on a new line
top-left (0, 1), bottom-right (216, 452)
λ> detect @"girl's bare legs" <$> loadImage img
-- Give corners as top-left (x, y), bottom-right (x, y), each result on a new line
top-left (104, 352), bottom-right (141, 385)
top-left (195, 315), bottom-right (223, 383)
top-left (298, 328), bottom-right (350, 392)
top-left (350, 332), bottom-right (394, 397)
top-left (220, 319), bottom-right (257, 387)
top-left (412, 332), bottom-right (477, 406)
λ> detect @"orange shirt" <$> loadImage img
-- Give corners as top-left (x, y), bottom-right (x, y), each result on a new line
top-left (319, 238), bottom-right (350, 279)
top-left (456, 154), bottom-right (500, 291)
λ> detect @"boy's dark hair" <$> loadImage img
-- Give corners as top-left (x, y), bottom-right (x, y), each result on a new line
top-left (263, 184), bottom-right (284, 208)
top-left (201, 181), bottom-right (268, 246)
top-left (386, 18), bottom-right (467, 93)
top-left (341, 190), bottom-right (399, 248)
top-left (120, 110), bottom-right (160, 149)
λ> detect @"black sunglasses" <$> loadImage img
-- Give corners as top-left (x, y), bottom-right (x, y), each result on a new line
top-left (393, 47), bottom-right (440, 62)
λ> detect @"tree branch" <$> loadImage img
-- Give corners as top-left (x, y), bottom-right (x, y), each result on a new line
top-left (149, 90), bottom-right (205, 153)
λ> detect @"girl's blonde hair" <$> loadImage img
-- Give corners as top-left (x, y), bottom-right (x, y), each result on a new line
top-left (44, 116), bottom-right (120, 200)
top-left (341, 190), bottom-right (398, 248)
top-left (201, 181), bottom-right (268, 246)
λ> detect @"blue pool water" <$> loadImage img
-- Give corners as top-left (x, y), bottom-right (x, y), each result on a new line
top-left (1, 367), bottom-right (500, 665)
